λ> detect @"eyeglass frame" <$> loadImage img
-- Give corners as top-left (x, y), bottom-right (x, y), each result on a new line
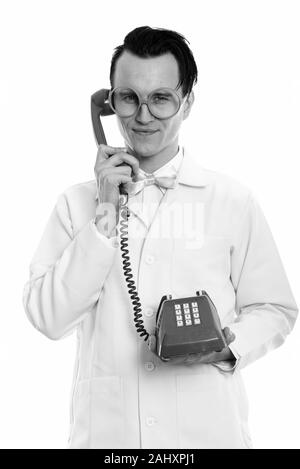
top-left (108, 86), bottom-right (185, 120)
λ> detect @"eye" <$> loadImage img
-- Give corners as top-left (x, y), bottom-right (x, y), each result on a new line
top-left (120, 93), bottom-right (137, 103)
top-left (151, 94), bottom-right (171, 104)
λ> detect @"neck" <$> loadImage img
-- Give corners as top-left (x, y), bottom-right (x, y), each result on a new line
top-left (126, 141), bottom-right (179, 173)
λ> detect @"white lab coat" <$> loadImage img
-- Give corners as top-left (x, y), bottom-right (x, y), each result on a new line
top-left (23, 147), bottom-right (298, 449)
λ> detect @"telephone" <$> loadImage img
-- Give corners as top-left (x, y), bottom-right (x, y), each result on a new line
top-left (155, 290), bottom-right (226, 361)
top-left (91, 89), bottom-right (227, 359)
top-left (91, 89), bottom-right (114, 145)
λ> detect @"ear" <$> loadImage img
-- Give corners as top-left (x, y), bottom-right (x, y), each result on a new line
top-left (183, 90), bottom-right (195, 120)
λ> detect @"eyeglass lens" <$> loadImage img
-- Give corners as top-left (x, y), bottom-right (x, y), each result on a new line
top-left (110, 88), bottom-right (180, 118)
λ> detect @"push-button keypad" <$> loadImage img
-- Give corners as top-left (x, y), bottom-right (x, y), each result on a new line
top-left (174, 301), bottom-right (201, 327)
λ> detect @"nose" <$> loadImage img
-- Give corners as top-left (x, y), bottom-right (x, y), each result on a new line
top-left (135, 103), bottom-right (155, 124)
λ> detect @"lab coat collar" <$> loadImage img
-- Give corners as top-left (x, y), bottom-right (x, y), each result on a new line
top-left (177, 147), bottom-right (210, 188)
top-left (94, 146), bottom-right (209, 201)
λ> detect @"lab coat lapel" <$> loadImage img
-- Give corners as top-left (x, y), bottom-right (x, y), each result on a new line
top-left (127, 196), bottom-right (149, 228)
top-left (146, 149), bottom-right (210, 240)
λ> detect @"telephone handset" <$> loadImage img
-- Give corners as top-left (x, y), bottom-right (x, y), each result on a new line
top-left (91, 89), bottom-right (227, 359)
top-left (91, 89), bottom-right (114, 146)
top-left (91, 88), bottom-right (135, 196)
top-left (91, 88), bottom-right (150, 341)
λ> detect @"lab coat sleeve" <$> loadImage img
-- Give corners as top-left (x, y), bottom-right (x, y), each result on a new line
top-left (23, 193), bottom-right (117, 340)
top-left (228, 193), bottom-right (298, 371)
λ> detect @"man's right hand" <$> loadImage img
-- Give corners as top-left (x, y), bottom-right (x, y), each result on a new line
top-left (94, 144), bottom-right (140, 236)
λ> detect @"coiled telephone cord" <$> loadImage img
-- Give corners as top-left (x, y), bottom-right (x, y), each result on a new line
top-left (119, 195), bottom-right (149, 341)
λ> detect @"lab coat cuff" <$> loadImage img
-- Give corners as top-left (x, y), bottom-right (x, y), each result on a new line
top-left (225, 323), bottom-right (250, 372)
top-left (212, 344), bottom-right (241, 373)
top-left (228, 343), bottom-right (241, 361)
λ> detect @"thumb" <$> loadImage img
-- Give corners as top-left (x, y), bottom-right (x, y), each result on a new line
top-left (223, 327), bottom-right (235, 345)
top-left (148, 334), bottom-right (157, 353)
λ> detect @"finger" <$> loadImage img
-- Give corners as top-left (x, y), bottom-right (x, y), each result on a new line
top-left (223, 327), bottom-right (235, 345)
top-left (95, 153), bottom-right (140, 179)
top-left (103, 153), bottom-right (140, 177)
top-left (148, 334), bottom-right (157, 353)
top-left (96, 145), bottom-right (127, 164)
top-left (168, 353), bottom-right (199, 366)
top-left (98, 144), bottom-right (127, 157)
top-left (100, 166), bottom-right (133, 179)
top-left (183, 353), bottom-right (209, 365)
top-left (184, 354), bottom-right (198, 365)
top-left (105, 174), bottom-right (132, 187)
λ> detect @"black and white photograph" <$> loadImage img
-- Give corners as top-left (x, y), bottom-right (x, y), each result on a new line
top-left (1, 0), bottom-right (299, 450)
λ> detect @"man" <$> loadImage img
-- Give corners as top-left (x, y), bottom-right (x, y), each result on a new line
top-left (23, 26), bottom-right (298, 449)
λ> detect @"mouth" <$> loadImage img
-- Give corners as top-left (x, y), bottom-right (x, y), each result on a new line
top-left (133, 129), bottom-right (158, 136)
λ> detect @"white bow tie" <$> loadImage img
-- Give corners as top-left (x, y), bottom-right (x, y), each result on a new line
top-left (122, 168), bottom-right (178, 197)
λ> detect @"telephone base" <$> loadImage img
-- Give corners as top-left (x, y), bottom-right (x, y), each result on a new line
top-left (155, 291), bottom-right (226, 361)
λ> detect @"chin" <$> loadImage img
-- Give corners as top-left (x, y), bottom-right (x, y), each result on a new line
top-left (127, 141), bottom-right (161, 158)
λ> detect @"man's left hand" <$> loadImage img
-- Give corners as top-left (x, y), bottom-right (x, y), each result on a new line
top-left (148, 327), bottom-right (235, 366)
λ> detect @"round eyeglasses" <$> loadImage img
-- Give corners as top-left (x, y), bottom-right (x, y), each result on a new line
top-left (108, 87), bottom-right (183, 119)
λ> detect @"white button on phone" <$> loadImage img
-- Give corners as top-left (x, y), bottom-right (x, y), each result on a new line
top-left (145, 362), bottom-right (155, 372)
top-left (145, 308), bottom-right (154, 317)
top-left (145, 255), bottom-right (154, 265)
top-left (146, 416), bottom-right (157, 426)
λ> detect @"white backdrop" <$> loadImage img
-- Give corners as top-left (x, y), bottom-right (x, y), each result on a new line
top-left (0, 0), bottom-right (299, 449)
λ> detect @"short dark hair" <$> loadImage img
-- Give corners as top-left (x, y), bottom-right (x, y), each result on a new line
top-left (110, 26), bottom-right (198, 97)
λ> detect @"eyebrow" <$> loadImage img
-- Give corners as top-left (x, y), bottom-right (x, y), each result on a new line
top-left (116, 87), bottom-right (177, 95)
top-left (118, 89), bottom-right (135, 94)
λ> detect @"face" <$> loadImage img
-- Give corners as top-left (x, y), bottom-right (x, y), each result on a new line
top-left (112, 51), bottom-right (194, 164)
